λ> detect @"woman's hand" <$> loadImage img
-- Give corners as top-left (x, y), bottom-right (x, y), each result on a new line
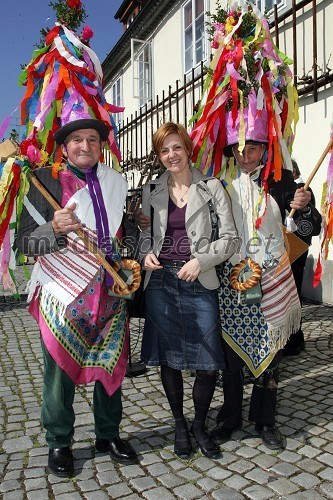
top-left (177, 258), bottom-right (201, 282)
top-left (52, 202), bottom-right (84, 236)
top-left (290, 187), bottom-right (311, 211)
top-left (143, 253), bottom-right (163, 270)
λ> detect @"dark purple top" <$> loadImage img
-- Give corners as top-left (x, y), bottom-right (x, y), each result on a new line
top-left (159, 198), bottom-right (191, 260)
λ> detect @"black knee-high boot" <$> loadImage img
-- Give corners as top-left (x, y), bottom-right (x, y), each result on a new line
top-left (216, 368), bottom-right (244, 428)
top-left (249, 362), bottom-right (279, 425)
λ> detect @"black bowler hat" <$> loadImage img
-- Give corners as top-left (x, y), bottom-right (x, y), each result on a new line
top-left (54, 118), bottom-right (110, 145)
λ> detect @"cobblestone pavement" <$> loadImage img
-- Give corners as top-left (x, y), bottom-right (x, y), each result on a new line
top-left (1, 267), bottom-right (333, 499)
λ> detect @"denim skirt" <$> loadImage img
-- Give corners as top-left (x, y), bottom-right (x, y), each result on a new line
top-left (141, 267), bottom-right (225, 371)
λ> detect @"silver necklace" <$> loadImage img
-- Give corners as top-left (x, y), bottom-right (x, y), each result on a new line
top-left (168, 175), bottom-right (192, 202)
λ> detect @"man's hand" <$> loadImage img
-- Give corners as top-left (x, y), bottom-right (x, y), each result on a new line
top-left (136, 208), bottom-right (151, 230)
top-left (52, 202), bottom-right (84, 236)
top-left (290, 187), bottom-right (311, 212)
top-left (177, 258), bottom-right (201, 282)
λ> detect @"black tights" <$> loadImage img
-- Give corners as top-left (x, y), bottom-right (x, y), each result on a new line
top-left (160, 365), bottom-right (216, 439)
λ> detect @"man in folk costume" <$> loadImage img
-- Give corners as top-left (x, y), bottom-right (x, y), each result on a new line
top-left (190, 3), bottom-right (321, 449)
top-left (8, 6), bottom-right (138, 477)
top-left (16, 111), bottom-right (138, 477)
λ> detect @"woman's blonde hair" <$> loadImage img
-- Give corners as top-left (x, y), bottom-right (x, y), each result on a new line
top-left (152, 122), bottom-right (193, 157)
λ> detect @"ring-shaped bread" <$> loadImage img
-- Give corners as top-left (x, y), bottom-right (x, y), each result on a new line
top-left (230, 257), bottom-right (262, 291)
top-left (109, 259), bottom-right (142, 295)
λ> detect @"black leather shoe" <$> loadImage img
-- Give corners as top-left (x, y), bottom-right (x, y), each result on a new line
top-left (256, 424), bottom-right (284, 450)
top-left (95, 437), bottom-right (138, 464)
top-left (48, 447), bottom-right (74, 477)
top-left (174, 428), bottom-right (192, 460)
top-left (189, 426), bottom-right (221, 459)
top-left (210, 424), bottom-right (239, 443)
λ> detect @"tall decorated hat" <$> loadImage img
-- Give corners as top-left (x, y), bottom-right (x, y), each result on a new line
top-left (190, 1), bottom-right (298, 182)
top-left (17, 4), bottom-right (122, 176)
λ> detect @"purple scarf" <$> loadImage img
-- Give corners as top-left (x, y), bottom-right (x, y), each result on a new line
top-left (85, 166), bottom-right (115, 286)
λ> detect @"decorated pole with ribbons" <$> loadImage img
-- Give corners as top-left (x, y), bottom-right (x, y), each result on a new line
top-left (288, 137), bottom-right (333, 220)
top-left (0, 0), bottom-right (141, 296)
top-left (312, 125), bottom-right (333, 287)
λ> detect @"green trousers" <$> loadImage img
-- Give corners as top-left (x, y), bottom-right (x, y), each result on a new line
top-left (41, 342), bottom-right (122, 448)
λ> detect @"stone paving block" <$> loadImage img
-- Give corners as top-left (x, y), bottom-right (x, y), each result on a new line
top-left (2, 492), bottom-right (25, 500)
top-left (2, 436), bottom-right (33, 453)
top-left (178, 467), bottom-right (201, 480)
top-left (138, 452), bottom-right (163, 466)
top-left (278, 450), bottom-right (301, 463)
top-left (228, 458), bottom-right (254, 474)
top-left (267, 477), bottom-right (299, 495)
top-left (73, 467), bottom-right (94, 480)
top-left (211, 486), bottom-right (245, 499)
top-left (318, 466), bottom-right (333, 481)
top-left (159, 449), bottom-right (173, 461)
top-left (319, 482), bottom-right (333, 499)
top-left (206, 465), bottom-right (232, 481)
top-left (317, 452), bottom-right (333, 467)
top-left (0, 479), bottom-right (22, 493)
top-left (270, 461), bottom-right (299, 476)
top-left (141, 486), bottom-right (176, 499)
top-left (129, 475), bottom-right (157, 492)
top-left (96, 470), bottom-right (121, 485)
top-left (173, 482), bottom-right (203, 499)
top-left (120, 463), bottom-right (147, 479)
top-left (295, 457), bottom-right (323, 474)
top-left (242, 484), bottom-right (275, 499)
top-left (251, 453), bottom-right (278, 469)
top-left (3, 469), bottom-right (21, 481)
top-left (289, 471), bottom-right (321, 488)
top-left (235, 445), bottom-right (260, 459)
top-left (244, 467), bottom-right (273, 485)
top-left (76, 478), bottom-right (100, 491)
top-left (27, 455), bottom-right (47, 468)
top-left (191, 456), bottom-right (217, 471)
top-left (296, 444), bottom-right (321, 458)
top-left (196, 476), bottom-right (219, 493)
top-left (168, 458), bottom-right (188, 471)
top-left (22, 486), bottom-right (48, 500)
top-left (146, 462), bottom-right (171, 476)
top-left (24, 477), bottom-right (48, 491)
top-left (224, 473), bottom-right (250, 490)
top-left (50, 482), bottom-right (78, 495)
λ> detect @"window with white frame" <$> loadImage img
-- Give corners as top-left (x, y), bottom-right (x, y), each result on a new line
top-left (111, 76), bottom-right (123, 128)
top-left (255, 0), bottom-right (287, 16)
top-left (183, 0), bottom-right (207, 74)
top-left (131, 38), bottom-right (151, 108)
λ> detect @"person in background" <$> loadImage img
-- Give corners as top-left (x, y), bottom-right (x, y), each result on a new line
top-left (139, 122), bottom-right (238, 460)
top-left (188, 3), bottom-right (322, 451)
top-left (209, 128), bottom-right (321, 450)
top-left (16, 115), bottom-right (137, 477)
top-left (283, 159), bottom-right (317, 355)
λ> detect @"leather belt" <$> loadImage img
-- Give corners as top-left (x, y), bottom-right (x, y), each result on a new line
top-left (159, 259), bottom-right (188, 268)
